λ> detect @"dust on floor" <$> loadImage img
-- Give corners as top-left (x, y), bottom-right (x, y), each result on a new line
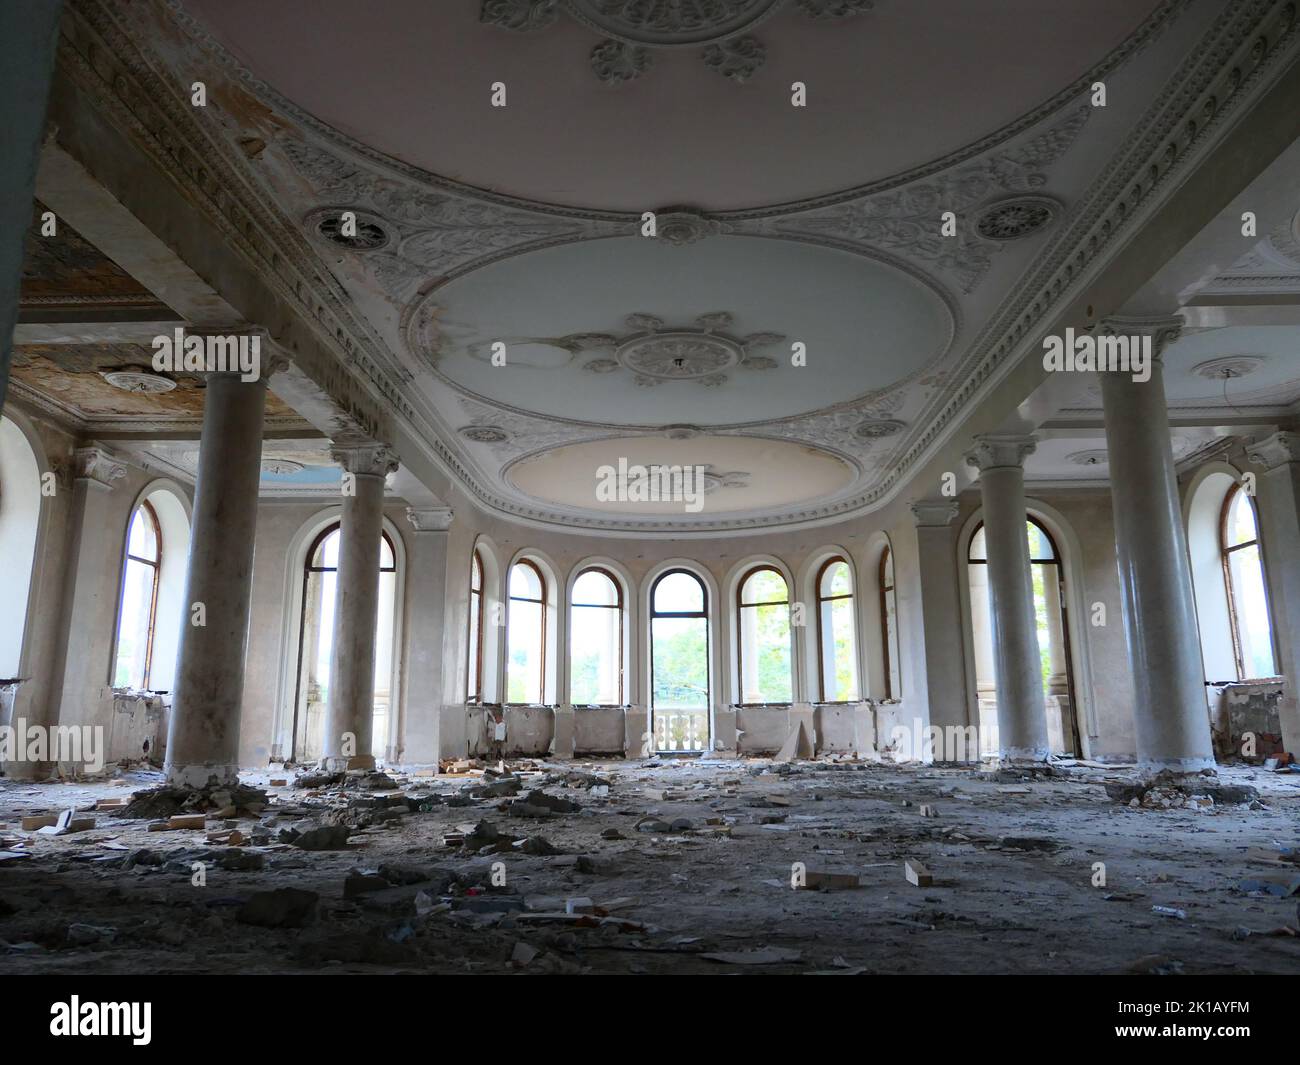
top-left (2, 757), bottom-right (1299, 974)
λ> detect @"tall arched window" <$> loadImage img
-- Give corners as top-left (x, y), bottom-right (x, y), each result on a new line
top-left (507, 559), bottom-right (546, 704)
top-left (816, 557), bottom-right (858, 702)
top-left (650, 569), bottom-right (709, 752)
top-left (467, 549), bottom-right (484, 702)
top-left (879, 546), bottom-right (901, 699)
top-left (968, 517), bottom-right (1078, 754)
top-left (113, 501), bottom-right (162, 689)
top-left (293, 524), bottom-right (398, 761)
top-left (570, 567), bottom-right (622, 706)
top-left (736, 566), bottom-right (792, 704)
top-left (1221, 484), bottom-right (1277, 679)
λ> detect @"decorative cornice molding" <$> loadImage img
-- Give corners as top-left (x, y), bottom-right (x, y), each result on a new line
top-left (910, 500), bottom-right (960, 527)
top-left (965, 434), bottom-right (1038, 472)
top-left (1247, 430), bottom-right (1300, 470)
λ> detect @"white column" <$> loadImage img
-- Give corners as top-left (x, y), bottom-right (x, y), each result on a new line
top-left (1245, 431), bottom-right (1300, 754)
top-left (964, 435), bottom-right (1048, 763)
top-left (166, 366), bottom-right (276, 787)
top-left (1098, 315), bottom-right (1214, 773)
top-left (323, 442), bottom-right (398, 771)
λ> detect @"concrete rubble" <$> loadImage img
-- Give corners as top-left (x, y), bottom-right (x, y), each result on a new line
top-left (1, 756), bottom-right (1299, 974)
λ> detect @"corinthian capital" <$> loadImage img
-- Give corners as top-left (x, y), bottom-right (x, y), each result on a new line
top-left (330, 442), bottom-right (399, 478)
top-left (1246, 431), bottom-right (1300, 471)
top-left (964, 434), bottom-right (1037, 473)
top-left (1097, 314), bottom-right (1183, 362)
top-left (73, 446), bottom-right (128, 489)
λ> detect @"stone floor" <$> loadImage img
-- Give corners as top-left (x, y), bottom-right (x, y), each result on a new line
top-left (2, 756), bottom-right (1300, 974)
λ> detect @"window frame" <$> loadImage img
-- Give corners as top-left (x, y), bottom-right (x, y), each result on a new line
top-left (735, 564), bottom-right (793, 708)
top-left (506, 557), bottom-right (548, 705)
top-left (878, 546), bottom-right (899, 700)
top-left (467, 548), bottom-right (484, 703)
top-left (113, 499), bottom-right (163, 689)
top-left (569, 565), bottom-right (624, 707)
top-left (815, 555), bottom-right (857, 703)
top-left (1219, 483), bottom-right (1277, 680)
top-left (649, 568), bottom-right (711, 713)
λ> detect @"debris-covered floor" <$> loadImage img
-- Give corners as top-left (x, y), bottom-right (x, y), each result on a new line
top-left (3, 757), bottom-right (1300, 975)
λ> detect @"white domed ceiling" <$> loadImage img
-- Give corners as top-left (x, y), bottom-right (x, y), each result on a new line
top-left (137, 0), bottom-right (1217, 531)
top-left (509, 435), bottom-right (855, 515)
top-left (412, 235), bottom-right (952, 426)
top-left (185, 0), bottom-right (1159, 211)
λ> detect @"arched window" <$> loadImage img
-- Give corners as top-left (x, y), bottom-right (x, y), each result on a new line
top-left (968, 517), bottom-right (1079, 754)
top-left (113, 501), bottom-right (162, 689)
top-left (507, 559), bottom-right (546, 704)
top-left (736, 566), bottom-right (792, 704)
top-left (570, 567), bottom-right (622, 706)
top-left (467, 549), bottom-right (484, 702)
top-left (1221, 484), bottom-right (1277, 679)
top-left (293, 524), bottom-right (398, 761)
top-left (879, 546), bottom-right (901, 699)
top-left (816, 557), bottom-right (859, 702)
top-left (650, 569), bottom-right (709, 752)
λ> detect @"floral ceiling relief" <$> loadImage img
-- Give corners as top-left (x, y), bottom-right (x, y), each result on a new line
top-left (479, 0), bottom-right (875, 84)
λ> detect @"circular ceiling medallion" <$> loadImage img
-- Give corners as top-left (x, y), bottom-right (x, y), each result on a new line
top-left (616, 331), bottom-right (743, 381)
top-left (261, 458), bottom-right (306, 475)
top-left (100, 370), bottom-right (177, 394)
top-left (1191, 355), bottom-right (1265, 379)
top-left (974, 197), bottom-right (1059, 241)
top-left (1066, 449), bottom-right (1108, 467)
top-left (460, 425), bottom-right (510, 444)
top-left (853, 419), bottom-right (906, 439)
top-left (305, 207), bottom-right (392, 251)
top-left (561, 0), bottom-right (783, 46)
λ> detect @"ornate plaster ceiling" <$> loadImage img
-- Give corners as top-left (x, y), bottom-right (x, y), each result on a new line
top-left (95, 0), bottom-right (1298, 532)
top-left (119, 439), bottom-right (347, 498)
top-left (412, 235), bottom-right (952, 426)
top-left (183, 0), bottom-right (1162, 211)
top-left (9, 346), bottom-right (299, 423)
top-left (508, 434), bottom-right (855, 514)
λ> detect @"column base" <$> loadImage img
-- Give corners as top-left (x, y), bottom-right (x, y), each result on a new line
top-left (320, 754), bottom-right (376, 772)
top-left (165, 761), bottom-right (241, 789)
top-left (997, 745), bottom-right (1051, 766)
top-left (1137, 756), bottom-right (1217, 777)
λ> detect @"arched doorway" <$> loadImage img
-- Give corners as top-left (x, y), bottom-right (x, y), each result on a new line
top-left (967, 517), bottom-right (1080, 755)
top-left (649, 568), bottom-right (710, 753)
top-left (291, 523), bottom-right (398, 762)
